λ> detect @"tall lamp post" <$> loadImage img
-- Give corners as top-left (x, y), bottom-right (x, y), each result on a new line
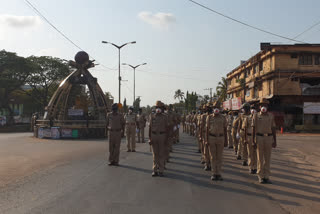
top-left (101, 41), bottom-right (136, 103)
top-left (122, 63), bottom-right (147, 105)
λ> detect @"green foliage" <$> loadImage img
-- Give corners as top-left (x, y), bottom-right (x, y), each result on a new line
top-left (174, 89), bottom-right (185, 102)
top-left (24, 56), bottom-right (70, 108)
top-left (133, 97), bottom-right (141, 111)
top-left (184, 91), bottom-right (198, 112)
top-left (0, 50), bottom-right (34, 124)
top-left (216, 77), bottom-right (227, 102)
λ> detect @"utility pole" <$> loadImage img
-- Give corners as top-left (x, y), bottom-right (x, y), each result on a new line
top-left (204, 88), bottom-right (213, 102)
top-left (101, 41), bottom-right (136, 103)
top-left (122, 63), bottom-right (147, 105)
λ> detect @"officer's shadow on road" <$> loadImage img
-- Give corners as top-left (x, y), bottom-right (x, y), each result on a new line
top-left (118, 163), bottom-right (304, 206)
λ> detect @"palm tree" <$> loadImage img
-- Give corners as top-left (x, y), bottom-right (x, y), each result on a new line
top-left (216, 77), bottom-right (227, 102)
top-left (174, 89), bottom-right (185, 102)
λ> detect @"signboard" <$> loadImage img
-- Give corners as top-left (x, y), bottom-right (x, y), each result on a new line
top-left (51, 127), bottom-right (60, 139)
top-left (61, 129), bottom-right (73, 138)
top-left (223, 100), bottom-right (232, 110)
top-left (231, 97), bottom-right (242, 110)
top-left (68, 109), bottom-right (84, 116)
top-left (304, 102), bottom-right (320, 114)
top-left (38, 128), bottom-right (51, 139)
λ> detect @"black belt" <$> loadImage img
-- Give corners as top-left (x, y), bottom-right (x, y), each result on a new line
top-left (247, 133), bottom-right (252, 136)
top-left (152, 131), bottom-right (166, 135)
top-left (257, 133), bottom-right (272, 136)
top-left (209, 134), bottom-right (224, 137)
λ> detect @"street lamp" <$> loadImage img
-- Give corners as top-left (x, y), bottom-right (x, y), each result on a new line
top-left (101, 41), bottom-right (136, 103)
top-left (122, 63), bottom-right (147, 105)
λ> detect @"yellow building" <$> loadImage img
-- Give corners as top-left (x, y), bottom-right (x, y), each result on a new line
top-left (226, 43), bottom-right (320, 130)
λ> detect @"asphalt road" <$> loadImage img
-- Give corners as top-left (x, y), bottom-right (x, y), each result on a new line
top-left (0, 132), bottom-right (319, 214)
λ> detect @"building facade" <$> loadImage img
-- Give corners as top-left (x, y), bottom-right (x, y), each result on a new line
top-left (226, 43), bottom-right (320, 130)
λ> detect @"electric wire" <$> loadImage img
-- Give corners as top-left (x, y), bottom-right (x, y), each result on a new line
top-left (188, 0), bottom-right (307, 44)
top-left (293, 19), bottom-right (320, 39)
top-left (24, 0), bottom-right (116, 72)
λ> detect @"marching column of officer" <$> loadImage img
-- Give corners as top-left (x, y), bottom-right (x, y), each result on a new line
top-left (106, 98), bottom-right (277, 184)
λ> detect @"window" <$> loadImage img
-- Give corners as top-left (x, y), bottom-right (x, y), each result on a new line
top-left (259, 61), bottom-right (263, 71)
top-left (315, 55), bottom-right (320, 65)
top-left (236, 91), bottom-right (240, 97)
top-left (245, 87), bottom-right (250, 97)
top-left (299, 54), bottom-right (313, 65)
top-left (254, 64), bottom-right (259, 74)
top-left (244, 69), bottom-right (248, 78)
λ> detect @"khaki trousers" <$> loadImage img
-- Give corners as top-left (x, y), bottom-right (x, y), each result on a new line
top-left (208, 136), bottom-right (224, 175)
top-left (204, 142), bottom-right (211, 167)
top-left (247, 134), bottom-right (257, 170)
top-left (256, 136), bottom-right (273, 179)
top-left (227, 129), bottom-right (233, 147)
top-left (239, 130), bottom-right (248, 161)
top-left (126, 125), bottom-right (136, 150)
top-left (232, 129), bottom-right (238, 152)
top-left (138, 126), bottom-right (145, 143)
top-left (108, 131), bottom-right (122, 163)
top-left (151, 133), bottom-right (166, 173)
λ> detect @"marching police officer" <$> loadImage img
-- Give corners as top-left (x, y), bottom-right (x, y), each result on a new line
top-left (125, 106), bottom-right (138, 152)
top-left (106, 103), bottom-right (125, 166)
top-left (149, 101), bottom-right (169, 177)
top-left (137, 108), bottom-right (147, 143)
top-left (206, 106), bottom-right (227, 181)
top-left (226, 111), bottom-right (234, 149)
top-left (232, 111), bottom-right (240, 157)
top-left (252, 98), bottom-right (277, 184)
top-left (238, 103), bottom-right (250, 166)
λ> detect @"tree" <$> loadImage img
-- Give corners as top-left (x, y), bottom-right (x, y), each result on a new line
top-left (0, 50), bottom-right (33, 124)
top-left (203, 95), bottom-right (210, 104)
top-left (174, 89), bottom-right (185, 102)
top-left (184, 91), bottom-right (198, 112)
top-left (216, 77), bottom-right (227, 102)
top-left (23, 56), bottom-right (70, 109)
top-left (133, 97), bottom-right (141, 111)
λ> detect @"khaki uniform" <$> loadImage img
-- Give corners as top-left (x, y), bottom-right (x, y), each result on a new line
top-left (125, 113), bottom-right (137, 151)
top-left (166, 111), bottom-right (176, 159)
top-left (186, 115), bottom-right (190, 134)
top-left (182, 114), bottom-right (186, 133)
top-left (226, 115), bottom-right (233, 147)
top-left (149, 113), bottom-right (169, 173)
top-left (106, 112), bottom-right (125, 164)
top-left (137, 113), bottom-right (146, 143)
top-left (232, 116), bottom-right (240, 153)
top-left (206, 114), bottom-right (227, 176)
top-left (196, 113), bottom-right (202, 151)
top-left (174, 112), bottom-right (181, 143)
top-left (245, 113), bottom-right (257, 170)
top-left (239, 114), bottom-right (249, 162)
top-left (252, 112), bottom-right (276, 180)
top-left (200, 113), bottom-right (210, 167)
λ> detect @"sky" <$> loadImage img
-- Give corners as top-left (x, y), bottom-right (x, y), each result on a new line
top-left (1, 0), bottom-right (320, 106)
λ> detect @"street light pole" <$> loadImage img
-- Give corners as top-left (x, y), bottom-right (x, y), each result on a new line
top-left (101, 41), bottom-right (136, 103)
top-left (122, 63), bottom-right (147, 105)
